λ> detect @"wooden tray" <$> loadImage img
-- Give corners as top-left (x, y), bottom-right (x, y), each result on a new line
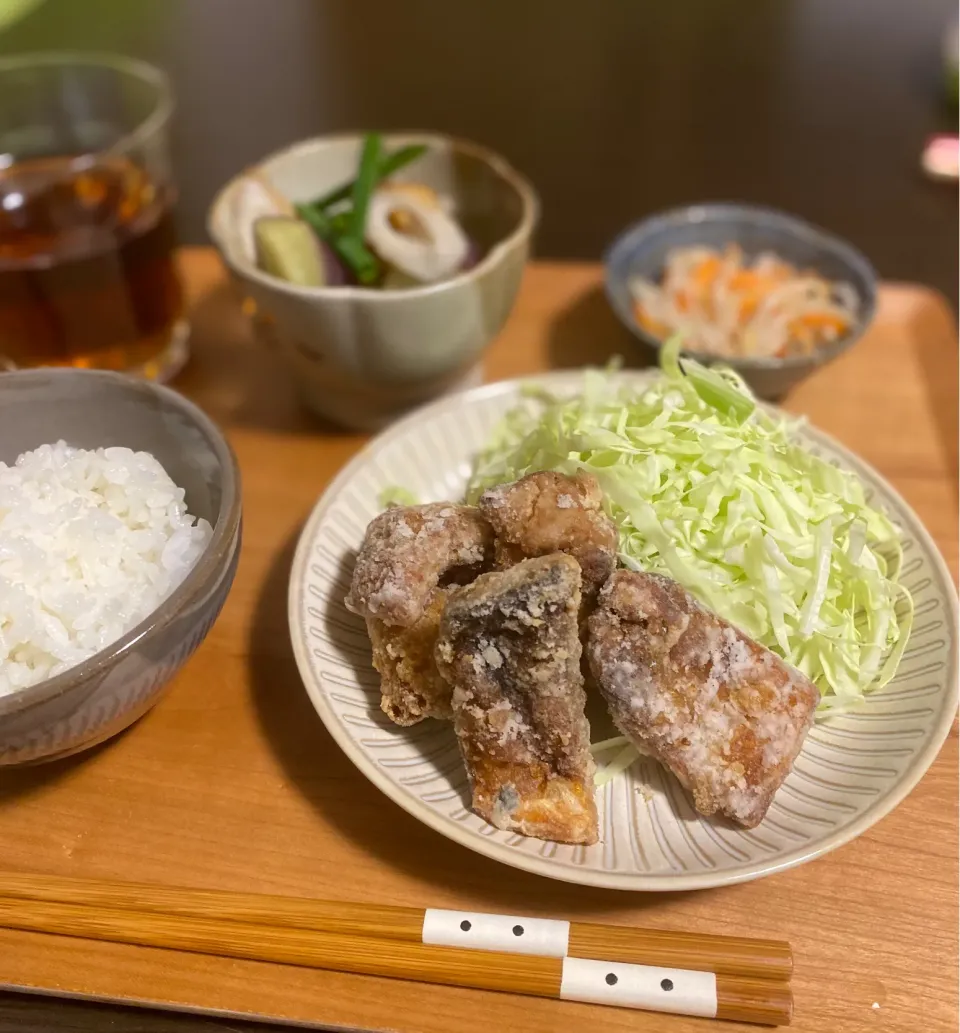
top-left (0, 251), bottom-right (956, 1033)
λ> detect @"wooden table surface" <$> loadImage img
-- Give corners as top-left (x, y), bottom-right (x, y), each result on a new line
top-left (0, 249), bottom-right (956, 1033)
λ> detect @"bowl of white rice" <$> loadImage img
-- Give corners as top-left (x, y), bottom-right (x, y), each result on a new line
top-left (0, 369), bottom-right (241, 765)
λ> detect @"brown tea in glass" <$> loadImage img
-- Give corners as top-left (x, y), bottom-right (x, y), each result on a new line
top-left (0, 54), bottom-right (187, 381)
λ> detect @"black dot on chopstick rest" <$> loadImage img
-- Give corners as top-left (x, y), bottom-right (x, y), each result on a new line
top-left (605, 973), bottom-right (618, 986)
top-left (460, 920), bottom-right (472, 932)
top-left (512, 925), bottom-right (524, 936)
top-left (661, 978), bottom-right (674, 992)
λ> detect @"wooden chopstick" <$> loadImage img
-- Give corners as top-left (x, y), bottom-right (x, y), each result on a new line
top-left (0, 895), bottom-right (792, 1026)
top-left (0, 870), bottom-right (792, 981)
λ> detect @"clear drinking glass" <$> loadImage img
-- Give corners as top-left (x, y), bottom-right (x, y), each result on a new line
top-left (0, 52), bottom-right (187, 381)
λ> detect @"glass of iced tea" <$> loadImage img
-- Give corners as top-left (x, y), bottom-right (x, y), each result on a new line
top-left (0, 52), bottom-right (186, 380)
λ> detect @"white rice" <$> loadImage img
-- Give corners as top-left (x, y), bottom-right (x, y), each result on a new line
top-left (0, 441), bottom-right (213, 697)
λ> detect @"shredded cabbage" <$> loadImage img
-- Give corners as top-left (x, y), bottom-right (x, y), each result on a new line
top-left (591, 736), bottom-right (650, 786)
top-left (467, 341), bottom-right (912, 712)
top-left (379, 486), bottom-right (420, 508)
top-left (595, 744), bottom-right (644, 787)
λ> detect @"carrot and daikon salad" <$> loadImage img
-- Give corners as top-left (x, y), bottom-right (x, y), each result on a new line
top-left (629, 244), bottom-right (859, 359)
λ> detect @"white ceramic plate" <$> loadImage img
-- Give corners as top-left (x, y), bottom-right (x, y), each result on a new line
top-left (288, 371), bottom-right (958, 890)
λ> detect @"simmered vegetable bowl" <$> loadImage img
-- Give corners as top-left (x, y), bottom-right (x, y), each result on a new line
top-left (467, 341), bottom-right (912, 714)
top-left (228, 133), bottom-right (478, 290)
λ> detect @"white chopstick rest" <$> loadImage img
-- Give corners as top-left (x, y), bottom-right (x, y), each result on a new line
top-left (560, 957), bottom-right (718, 1018)
top-left (421, 909), bottom-right (570, 957)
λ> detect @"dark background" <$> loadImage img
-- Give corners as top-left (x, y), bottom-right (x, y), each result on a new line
top-left (0, 2), bottom-right (956, 1031)
top-left (1, 0), bottom-right (957, 306)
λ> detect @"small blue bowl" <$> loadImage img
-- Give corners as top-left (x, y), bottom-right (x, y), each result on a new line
top-left (604, 203), bottom-right (878, 399)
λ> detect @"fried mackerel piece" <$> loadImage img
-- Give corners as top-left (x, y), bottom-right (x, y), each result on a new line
top-left (477, 471), bottom-right (618, 601)
top-left (436, 553), bottom-right (598, 845)
top-left (367, 588), bottom-right (454, 726)
top-left (587, 571), bottom-right (819, 829)
top-left (345, 503), bottom-right (494, 726)
top-left (345, 503), bottom-right (494, 627)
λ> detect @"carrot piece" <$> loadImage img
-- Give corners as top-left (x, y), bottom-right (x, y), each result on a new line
top-left (787, 319), bottom-right (821, 354)
top-left (739, 295), bottom-right (761, 323)
top-left (797, 312), bottom-right (849, 332)
top-left (693, 256), bottom-right (721, 286)
top-left (633, 302), bottom-right (669, 338)
top-left (728, 270), bottom-right (764, 292)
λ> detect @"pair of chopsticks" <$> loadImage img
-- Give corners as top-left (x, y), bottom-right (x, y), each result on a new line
top-left (0, 871), bottom-right (793, 1026)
